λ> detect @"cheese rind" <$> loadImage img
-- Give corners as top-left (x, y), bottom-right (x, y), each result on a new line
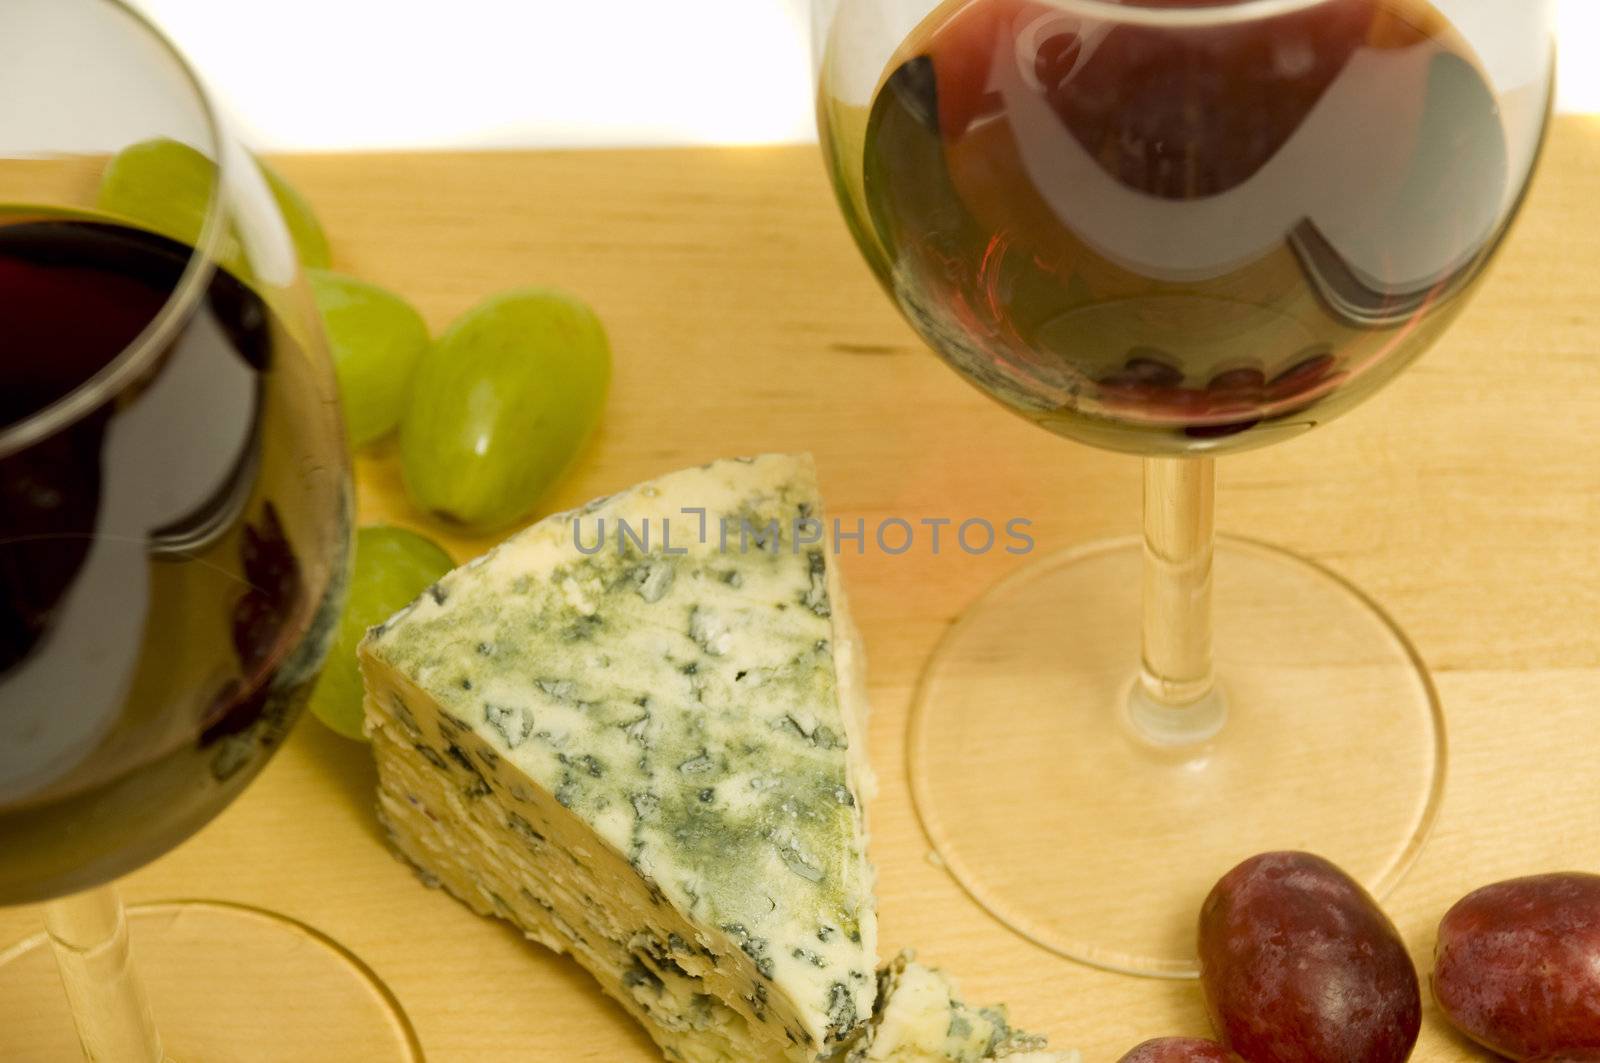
top-left (362, 455), bottom-right (878, 1061)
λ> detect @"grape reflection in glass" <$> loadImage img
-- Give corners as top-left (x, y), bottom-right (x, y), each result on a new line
top-left (815, 0), bottom-right (1554, 975)
top-left (0, 1), bottom-right (421, 1057)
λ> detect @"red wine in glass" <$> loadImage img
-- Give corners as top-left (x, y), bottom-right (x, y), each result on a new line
top-left (0, 217), bottom-right (348, 904)
top-left (850, 0), bottom-right (1539, 454)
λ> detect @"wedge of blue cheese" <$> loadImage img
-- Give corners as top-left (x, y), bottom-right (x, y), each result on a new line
top-left (362, 455), bottom-right (879, 1062)
top-left (851, 953), bottom-right (1078, 1063)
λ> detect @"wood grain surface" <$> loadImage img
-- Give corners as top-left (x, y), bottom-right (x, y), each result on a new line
top-left (3, 117), bottom-right (1599, 1061)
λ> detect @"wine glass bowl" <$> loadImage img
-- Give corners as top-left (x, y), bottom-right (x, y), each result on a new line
top-left (815, 0), bottom-right (1554, 974)
top-left (0, 214), bottom-right (345, 905)
top-left (820, 0), bottom-right (1547, 456)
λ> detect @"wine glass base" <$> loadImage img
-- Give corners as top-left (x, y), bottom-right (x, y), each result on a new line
top-left (0, 900), bottom-right (423, 1061)
top-left (908, 535), bottom-right (1445, 978)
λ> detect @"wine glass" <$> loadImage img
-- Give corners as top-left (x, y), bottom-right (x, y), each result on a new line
top-left (0, 1), bottom-right (421, 1057)
top-left (815, 0), bottom-right (1554, 975)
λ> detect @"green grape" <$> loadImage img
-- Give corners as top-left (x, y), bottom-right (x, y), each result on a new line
top-left (400, 288), bottom-right (611, 531)
top-left (97, 137), bottom-right (331, 268)
top-left (260, 159), bottom-right (332, 269)
top-left (307, 269), bottom-right (430, 447)
top-left (309, 525), bottom-right (455, 741)
top-left (96, 137), bottom-right (213, 249)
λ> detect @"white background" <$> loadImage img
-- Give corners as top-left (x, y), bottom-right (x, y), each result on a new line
top-left (131, 0), bottom-right (1599, 152)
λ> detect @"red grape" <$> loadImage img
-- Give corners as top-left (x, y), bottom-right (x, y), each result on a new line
top-left (1198, 852), bottom-right (1420, 1063)
top-left (1117, 1037), bottom-right (1244, 1063)
top-left (1208, 368), bottom-right (1267, 397)
top-left (1432, 873), bottom-right (1600, 1061)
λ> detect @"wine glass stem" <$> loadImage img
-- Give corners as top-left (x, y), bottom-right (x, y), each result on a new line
top-left (1132, 456), bottom-right (1226, 743)
top-left (44, 885), bottom-right (170, 1063)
